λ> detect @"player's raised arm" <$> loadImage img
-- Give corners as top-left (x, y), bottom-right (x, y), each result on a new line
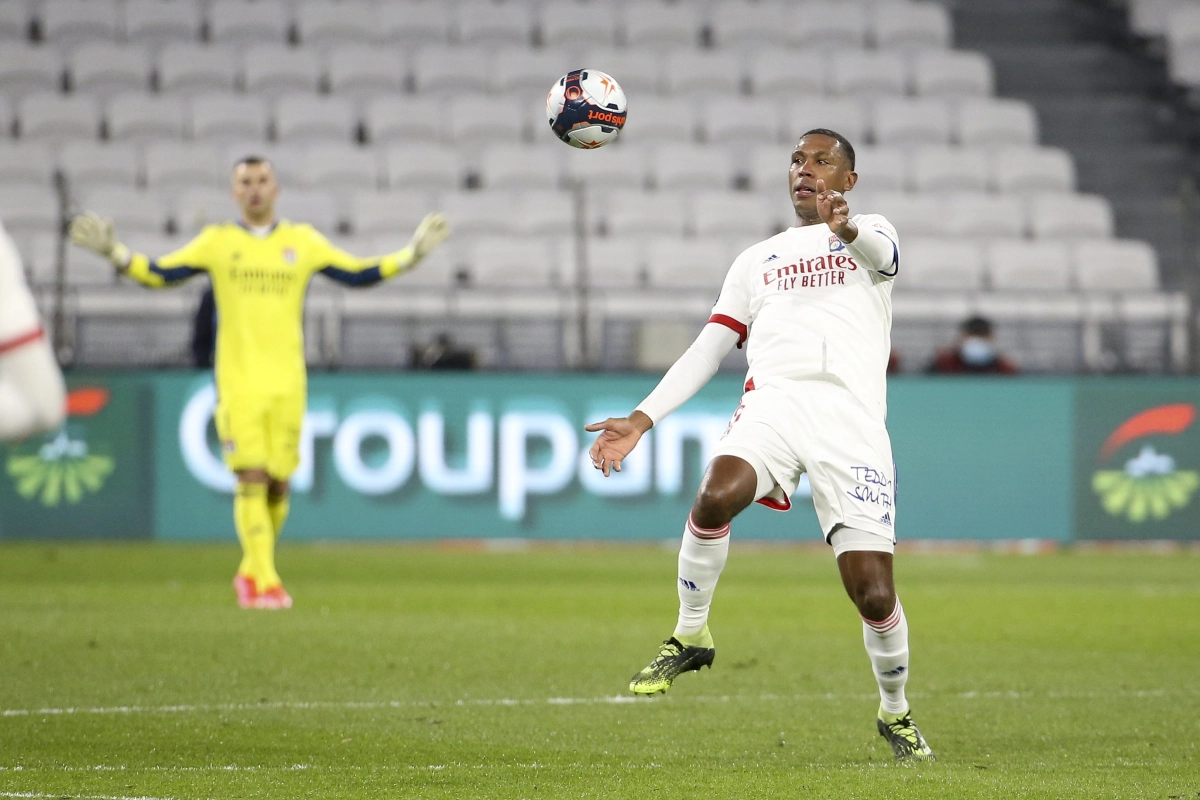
top-left (816, 179), bottom-right (899, 276)
top-left (316, 212), bottom-right (450, 287)
top-left (69, 212), bottom-right (208, 288)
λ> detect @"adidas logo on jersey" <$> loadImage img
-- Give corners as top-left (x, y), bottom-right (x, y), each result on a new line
top-left (879, 512), bottom-right (892, 526)
top-left (678, 578), bottom-right (700, 591)
top-left (761, 254), bottom-right (779, 264)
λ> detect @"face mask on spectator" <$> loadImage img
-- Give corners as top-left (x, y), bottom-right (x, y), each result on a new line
top-left (960, 336), bottom-right (997, 367)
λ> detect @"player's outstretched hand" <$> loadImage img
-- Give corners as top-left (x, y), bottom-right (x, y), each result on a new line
top-left (815, 179), bottom-right (855, 240)
top-left (408, 212), bottom-right (450, 260)
top-left (584, 413), bottom-right (651, 477)
top-left (69, 212), bottom-right (119, 259)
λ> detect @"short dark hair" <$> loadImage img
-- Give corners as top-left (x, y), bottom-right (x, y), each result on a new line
top-left (233, 155), bottom-right (272, 170)
top-left (962, 315), bottom-right (994, 337)
top-left (800, 128), bottom-right (856, 171)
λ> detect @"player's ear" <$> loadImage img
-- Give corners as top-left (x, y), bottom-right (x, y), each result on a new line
top-left (844, 171), bottom-right (858, 192)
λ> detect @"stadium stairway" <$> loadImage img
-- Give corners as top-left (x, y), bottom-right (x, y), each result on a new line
top-left (951, 0), bottom-right (1195, 310)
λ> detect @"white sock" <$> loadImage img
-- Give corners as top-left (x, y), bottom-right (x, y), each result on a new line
top-left (673, 514), bottom-right (730, 638)
top-left (0, 336), bottom-right (66, 441)
top-left (862, 600), bottom-right (910, 715)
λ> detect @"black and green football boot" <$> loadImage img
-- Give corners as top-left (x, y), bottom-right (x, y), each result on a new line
top-left (876, 706), bottom-right (936, 761)
top-left (628, 626), bottom-right (715, 695)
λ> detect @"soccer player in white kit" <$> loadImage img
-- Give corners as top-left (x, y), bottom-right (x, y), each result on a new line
top-left (586, 130), bottom-right (934, 761)
top-left (0, 219), bottom-right (66, 441)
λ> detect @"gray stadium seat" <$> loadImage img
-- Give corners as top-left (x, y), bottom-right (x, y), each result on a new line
top-left (466, 237), bottom-right (561, 287)
top-left (622, 4), bottom-right (700, 49)
top-left (989, 146), bottom-right (1076, 194)
top-left (703, 97), bottom-right (782, 145)
top-left (477, 144), bottom-right (562, 191)
top-left (0, 186), bottom-right (59, 234)
top-left (491, 49), bottom-right (569, 95)
top-left (384, 143), bottom-right (464, 191)
top-left (710, 2), bottom-right (794, 48)
top-left (873, 98), bottom-right (953, 145)
top-left (0, 142), bottom-right (57, 186)
top-left (222, 142), bottom-right (305, 185)
top-left (584, 238), bottom-right (645, 288)
top-left (910, 147), bottom-right (990, 193)
top-left (871, 1), bottom-right (952, 50)
top-left (77, 186), bottom-right (170, 234)
top-left (67, 243), bottom-right (120, 286)
top-left (848, 145), bottom-right (908, 193)
top-left (583, 48), bottom-right (660, 96)
top-left (413, 47), bottom-right (490, 95)
top-left (106, 93), bottom-right (186, 141)
top-left (945, 192), bottom-right (1027, 239)
top-left (69, 43), bottom-right (152, 95)
top-left (455, 1), bottom-right (534, 46)
top-left (208, 0), bottom-right (293, 44)
top-left (1128, 0), bottom-right (1177, 37)
top-left (296, 1), bottom-right (378, 46)
top-left (829, 51), bottom-right (909, 98)
top-left (0, 2), bottom-right (30, 40)
top-left (1073, 240), bottom-right (1160, 291)
top-left (377, 2), bottom-right (451, 44)
top-left (618, 96), bottom-right (698, 144)
top-left (748, 50), bottom-right (826, 97)
top-left (367, 233), bottom-right (457, 288)
top-left (0, 46), bottom-right (64, 97)
top-left (175, 186), bottom-right (236, 233)
top-left (987, 240), bottom-right (1072, 290)
top-left (18, 93), bottom-right (100, 141)
top-left (124, 0), bottom-right (202, 44)
top-left (274, 95), bottom-right (357, 143)
top-left (39, 0), bottom-right (119, 44)
top-left (303, 143), bottom-right (379, 191)
top-left (517, 190), bottom-right (573, 236)
top-left (793, 0), bottom-right (868, 48)
top-left (652, 144), bottom-right (737, 190)
top-left (956, 98), bottom-right (1038, 147)
top-left (244, 45), bottom-right (322, 96)
top-left (327, 47), bottom-right (405, 97)
top-left (0, 94), bottom-right (11, 137)
top-left (157, 44), bottom-right (240, 95)
top-left (59, 141), bottom-right (142, 188)
top-left (447, 96), bottom-right (527, 144)
top-left (600, 189), bottom-right (688, 237)
top-left (441, 191), bottom-right (518, 238)
top-left (663, 51), bottom-right (743, 96)
top-left (144, 141), bottom-right (227, 190)
top-left (539, 3), bottom-right (619, 49)
top-left (1167, 5), bottom-right (1200, 54)
top-left (785, 97), bottom-right (870, 145)
top-left (365, 96), bottom-right (444, 145)
top-left (190, 93), bottom-right (269, 142)
top-left (349, 189), bottom-right (439, 237)
top-left (1028, 193), bottom-right (1115, 240)
top-left (20, 232), bottom-right (60, 285)
top-left (864, 191), bottom-right (943, 237)
top-left (902, 237), bottom-right (985, 289)
top-left (691, 191), bottom-right (779, 238)
top-left (562, 142), bottom-right (649, 190)
top-left (745, 143), bottom-right (794, 195)
top-left (912, 51), bottom-right (994, 98)
top-left (276, 190), bottom-right (340, 235)
top-left (645, 236), bottom-right (735, 289)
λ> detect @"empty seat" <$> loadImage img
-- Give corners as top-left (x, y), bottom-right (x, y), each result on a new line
top-left (902, 237), bottom-right (985, 289)
top-left (208, 0), bottom-right (292, 44)
top-left (945, 192), bottom-right (1027, 239)
top-left (1168, 44), bottom-right (1200, 87)
top-left (0, 94), bottom-right (11, 137)
top-left (849, 145), bottom-right (907, 193)
top-left (21, 233), bottom-right (61, 286)
top-left (663, 51), bottom-right (743, 96)
top-left (692, 191), bottom-right (779, 238)
top-left (304, 143), bottom-right (379, 192)
top-left (746, 144), bottom-right (796, 195)
top-left (710, 2), bottom-right (793, 48)
top-left (277, 191), bottom-right (340, 233)
top-left (295, 0), bottom-right (378, 46)
top-left (601, 189), bottom-right (688, 237)
top-left (124, 0), bottom-right (202, 44)
top-left (448, 96), bottom-right (527, 144)
top-left (156, 44), bottom-right (239, 94)
top-left (912, 51), bottom-right (994, 98)
top-left (59, 141), bottom-right (142, 188)
top-left (175, 186), bottom-right (236, 232)
top-left (957, 99), bottom-right (1038, 147)
top-left (0, 186), bottom-right (60, 234)
top-left (863, 191), bottom-right (942, 237)
top-left (873, 98), bottom-right (952, 145)
top-left (0, 46), bottom-right (63, 96)
top-left (583, 48), bottom-right (660, 96)
top-left (623, 4), bottom-right (700, 49)
top-left (77, 187), bottom-right (169, 234)
top-left (1129, 0), bottom-right (1177, 37)
top-left (350, 189), bottom-right (439, 237)
top-left (584, 237), bottom-right (644, 288)
top-left (539, 4), bottom-right (619, 49)
top-left (412, 47), bottom-right (490, 94)
top-left (327, 47), bottom-right (405, 97)
top-left (191, 93), bottom-right (269, 141)
top-left (1167, 5), bottom-right (1200, 54)
top-left (18, 93), bottom-right (99, 141)
top-left (441, 191), bottom-right (517, 237)
top-left (477, 144), bottom-right (562, 191)
top-left (990, 146), bottom-right (1076, 194)
top-left (829, 51), bottom-right (909, 98)
top-left (785, 97), bottom-right (870, 145)
top-left (645, 237), bottom-right (734, 289)
top-left (748, 50), bottom-right (826, 97)
top-left (455, 1), bottom-right (533, 46)
top-left (562, 142), bottom-right (649, 190)
top-left (384, 144), bottom-right (465, 190)
top-left (986, 240), bottom-right (1072, 290)
top-left (67, 244), bottom-right (120, 286)
top-left (703, 97), bottom-right (782, 145)
top-left (377, 2), bottom-right (451, 44)
top-left (39, 0), bottom-right (119, 43)
top-left (492, 49), bottom-right (569, 95)
top-left (0, 142), bottom-right (57, 186)
top-left (106, 93), bottom-right (186, 141)
top-left (144, 141), bottom-right (226, 189)
top-left (365, 96), bottom-right (444, 144)
top-left (1073, 240), bottom-right (1160, 291)
top-left (872, 1), bottom-right (951, 50)
top-left (0, 3), bottom-right (30, 40)
top-left (910, 147), bottom-right (989, 193)
top-left (652, 145), bottom-right (736, 190)
top-left (619, 96), bottom-right (698, 144)
top-left (244, 45), bottom-right (322, 96)
top-left (466, 237), bottom-right (560, 287)
top-left (274, 94), bottom-right (357, 142)
top-left (69, 43), bottom-right (152, 95)
top-left (794, 1), bottom-right (868, 48)
top-left (1028, 193), bottom-right (1114, 240)
top-left (518, 190), bottom-right (573, 236)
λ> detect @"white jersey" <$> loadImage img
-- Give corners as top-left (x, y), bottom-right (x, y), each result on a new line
top-left (708, 214), bottom-right (899, 417)
top-left (0, 220), bottom-right (43, 345)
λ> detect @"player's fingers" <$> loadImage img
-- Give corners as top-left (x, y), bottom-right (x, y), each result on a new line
top-left (583, 419), bottom-right (614, 432)
top-left (601, 459), bottom-right (611, 478)
top-left (613, 459), bottom-right (622, 473)
top-left (816, 179), bottom-right (826, 193)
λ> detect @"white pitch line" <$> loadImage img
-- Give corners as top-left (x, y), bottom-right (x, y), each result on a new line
top-left (0, 792), bottom-right (198, 800)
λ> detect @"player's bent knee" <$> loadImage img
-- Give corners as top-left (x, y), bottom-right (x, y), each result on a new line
top-left (853, 584), bottom-right (897, 622)
top-left (268, 478), bottom-right (290, 499)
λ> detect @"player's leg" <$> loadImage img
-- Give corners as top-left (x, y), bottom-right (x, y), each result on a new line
top-left (267, 477), bottom-right (289, 539)
top-left (0, 335), bottom-right (66, 441)
top-left (252, 392), bottom-right (303, 608)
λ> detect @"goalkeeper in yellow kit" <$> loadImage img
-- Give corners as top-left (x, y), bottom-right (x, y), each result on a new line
top-left (69, 156), bottom-right (450, 609)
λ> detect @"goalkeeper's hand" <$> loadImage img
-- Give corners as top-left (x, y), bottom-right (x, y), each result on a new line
top-left (69, 212), bottom-right (130, 267)
top-left (407, 212), bottom-right (450, 262)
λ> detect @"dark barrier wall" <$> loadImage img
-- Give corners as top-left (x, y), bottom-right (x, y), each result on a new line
top-left (2, 373), bottom-right (1197, 541)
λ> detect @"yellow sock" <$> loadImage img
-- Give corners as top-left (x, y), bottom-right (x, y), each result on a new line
top-left (234, 482), bottom-right (280, 591)
top-left (268, 493), bottom-right (290, 539)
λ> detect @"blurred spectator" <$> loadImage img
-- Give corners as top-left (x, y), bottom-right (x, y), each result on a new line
top-left (191, 285), bottom-right (216, 369)
top-left (927, 315), bottom-right (1019, 375)
top-left (412, 332), bottom-right (477, 370)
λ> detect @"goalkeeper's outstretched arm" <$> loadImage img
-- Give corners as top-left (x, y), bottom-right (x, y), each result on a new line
top-left (318, 213), bottom-right (450, 287)
top-left (69, 212), bottom-right (207, 288)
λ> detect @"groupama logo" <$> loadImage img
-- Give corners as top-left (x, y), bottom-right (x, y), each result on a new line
top-left (1092, 403), bottom-right (1199, 523)
top-left (6, 388), bottom-right (115, 507)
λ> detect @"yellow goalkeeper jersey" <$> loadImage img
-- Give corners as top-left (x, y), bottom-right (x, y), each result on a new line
top-left (125, 220), bottom-right (411, 399)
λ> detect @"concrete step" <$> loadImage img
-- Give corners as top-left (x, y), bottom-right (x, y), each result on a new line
top-left (984, 45), bottom-right (1152, 95)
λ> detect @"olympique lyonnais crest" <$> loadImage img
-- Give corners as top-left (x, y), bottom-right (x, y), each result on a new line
top-left (828, 234), bottom-right (846, 253)
top-left (6, 388), bottom-right (115, 506)
top-left (282, 247), bottom-right (297, 264)
top-left (1091, 403), bottom-right (1199, 523)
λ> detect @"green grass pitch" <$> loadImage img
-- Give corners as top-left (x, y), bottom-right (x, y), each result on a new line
top-left (0, 543), bottom-right (1198, 799)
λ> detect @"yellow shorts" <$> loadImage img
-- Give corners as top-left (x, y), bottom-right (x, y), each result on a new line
top-left (215, 393), bottom-right (304, 479)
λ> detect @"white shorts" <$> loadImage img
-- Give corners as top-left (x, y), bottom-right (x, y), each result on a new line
top-left (710, 376), bottom-right (897, 548)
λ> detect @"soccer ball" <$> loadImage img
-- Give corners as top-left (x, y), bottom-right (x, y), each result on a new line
top-left (546, 69), bottom-right (627, 149)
